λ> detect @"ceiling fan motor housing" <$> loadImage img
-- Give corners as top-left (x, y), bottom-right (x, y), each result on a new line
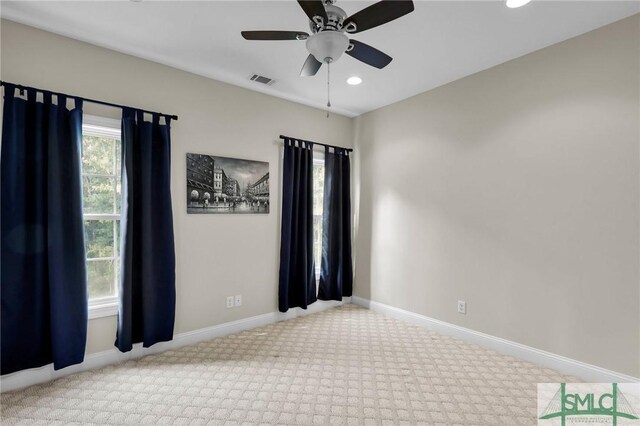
top-left (310, 4), bottom-right (348, 32)
top-left (306, 31), bottom-right (349, 63)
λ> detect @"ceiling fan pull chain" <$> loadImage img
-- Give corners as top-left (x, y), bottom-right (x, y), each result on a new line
top-left (326, 60), bottom-right (331, 118)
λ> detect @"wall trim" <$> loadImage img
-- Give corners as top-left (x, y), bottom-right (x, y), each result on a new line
top-left (351, 296), bottom-right (638, 383)
top-left (0, 298), bottom-right (350, 393)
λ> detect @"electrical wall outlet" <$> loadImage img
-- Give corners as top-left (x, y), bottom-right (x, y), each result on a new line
top-left (226, 296), bottom-right (234, 308)
top-left (457, 300), bottom-right (466, 314)
top-left (234, 295), bottom-right (242, 307)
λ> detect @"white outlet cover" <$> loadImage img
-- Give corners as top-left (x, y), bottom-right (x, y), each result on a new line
top-left (457, 300), bottom-right (466, 314)
top-left (226, 296), bottom-right (234, 308)
top-left (234, 295), bottom-right (242, 307)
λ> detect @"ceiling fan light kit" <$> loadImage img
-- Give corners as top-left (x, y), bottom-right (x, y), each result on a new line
top-left (306, 31), bottom-right (349, 64)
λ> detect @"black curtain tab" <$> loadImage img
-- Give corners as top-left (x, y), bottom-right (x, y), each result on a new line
top-left (115, 108), bottom-right (176, 352)
top-left (319, 146), bottom-right (353, 301)
top-left (278, 138), bottom-right (317, 312)
top-left (1, 84), bottom-right (88, 375)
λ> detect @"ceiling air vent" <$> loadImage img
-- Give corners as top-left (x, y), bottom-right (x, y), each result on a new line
top-left (249, 74), bottom-right (275, 86)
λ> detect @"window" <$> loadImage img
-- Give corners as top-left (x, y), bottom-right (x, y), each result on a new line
top-left (81, 116), bottom-right (121, 316)
top-left (312, 154), bottom-right (325, 278)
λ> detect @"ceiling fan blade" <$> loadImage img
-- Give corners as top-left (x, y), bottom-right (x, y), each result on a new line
top-left (346, 39), bottom-right (392, 69)
top-left (297, 1), bottom-right (328, 24)
top-left (300, 54), bottom-right (323, 76)
top-left (241, 31), bottom-right (309, 41)
top-left (343, 0), bottom-right (414, 34)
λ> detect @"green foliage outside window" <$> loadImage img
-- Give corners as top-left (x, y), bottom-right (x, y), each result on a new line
top-left (82, 133), bottom-right (121, 301)
top-left (87, 259), bottom-right (116, 299)
top-left (85, 220), bottom-right (115, 258)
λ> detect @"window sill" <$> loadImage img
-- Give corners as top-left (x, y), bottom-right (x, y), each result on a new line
top-left (88, 302), bottom-right (118, 319)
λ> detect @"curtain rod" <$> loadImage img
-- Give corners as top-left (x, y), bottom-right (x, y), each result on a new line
top-left (0, 80), bottom-right (178, 121)
top-left (279, 135), bottom-right (353, 152)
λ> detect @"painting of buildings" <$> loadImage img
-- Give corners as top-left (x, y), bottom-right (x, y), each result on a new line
top-left (187, 153), bottom-right (269, 214)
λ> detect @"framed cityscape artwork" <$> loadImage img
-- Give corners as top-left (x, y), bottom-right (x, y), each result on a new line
top-left (186, 153), bottom-right (269, 214)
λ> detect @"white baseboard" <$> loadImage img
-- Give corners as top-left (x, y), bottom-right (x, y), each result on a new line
top-left (351, 296), bottom-right (638, 383)
top-left (0, 297), bottom-right (350, 393)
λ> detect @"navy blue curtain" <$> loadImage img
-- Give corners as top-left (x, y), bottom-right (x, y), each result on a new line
top-left (115, 108), bottom-right (175, 352)
top-left (1, 84), bottom-right (87, 375)
top-left (278, 138), bottom-right (316, 312)
top-left (318, 146), bottom-right (353, 301)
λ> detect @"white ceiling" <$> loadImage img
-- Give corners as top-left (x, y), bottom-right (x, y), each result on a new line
top-left (2, 1), bottom-right (638, 117)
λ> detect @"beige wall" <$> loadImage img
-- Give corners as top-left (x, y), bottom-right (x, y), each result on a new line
top-left (0, 19), bottom-right (353, 355)
top-left (353, 15), bottom-right (640, 377)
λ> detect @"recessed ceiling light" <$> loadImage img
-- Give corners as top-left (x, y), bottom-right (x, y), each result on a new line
top-left (506, 0), bottom-right (532, 8)
top-left (347, 76), bottom-right (362, 85)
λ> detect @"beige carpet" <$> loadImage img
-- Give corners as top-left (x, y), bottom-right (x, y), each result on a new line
top-left (1, 304), bottom-right (575, 425)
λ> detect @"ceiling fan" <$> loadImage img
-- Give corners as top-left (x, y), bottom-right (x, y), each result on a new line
top-left (241, 0), bottom-right (415, 76)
